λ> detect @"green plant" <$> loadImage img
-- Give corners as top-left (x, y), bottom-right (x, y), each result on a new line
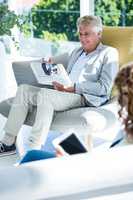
top-left (32, 0), bottom-right (80, 41)
top-left (16, 12), bottom-right (35, 37)
top-left (0, 3), bottom-right (17, 35)
top-left (41, 31), bottom-right (68, 41)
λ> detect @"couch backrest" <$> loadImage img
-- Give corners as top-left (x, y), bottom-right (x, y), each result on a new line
top-left (102, 26), bottom-right (133, 66)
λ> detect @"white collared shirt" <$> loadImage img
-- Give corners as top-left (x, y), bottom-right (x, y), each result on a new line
top-left (66, 43), bottom-right (119, 106)
top-left (69, 51), bottom-right (89, 84)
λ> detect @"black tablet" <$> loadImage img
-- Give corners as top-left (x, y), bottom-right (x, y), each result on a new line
top-left (53, 133), bottom-right (87, 155)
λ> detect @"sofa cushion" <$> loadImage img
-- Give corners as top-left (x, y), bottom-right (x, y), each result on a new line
top-left (0, 97), bottom-right (118, 143)
top-left (102, 26), bottom-right (133, 66)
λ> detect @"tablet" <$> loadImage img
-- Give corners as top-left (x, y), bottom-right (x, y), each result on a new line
top-left (53, 133), bottom-right (87, 155)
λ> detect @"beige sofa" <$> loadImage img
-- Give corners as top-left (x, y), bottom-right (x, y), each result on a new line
top-left (0, 27), bottom-right (133, 149)
top-left (0, 27), bottom-right (133, 199)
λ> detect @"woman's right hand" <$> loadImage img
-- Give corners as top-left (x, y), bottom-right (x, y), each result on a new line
top-left (55, 146), bottom-right (69, 157)
top-left (56, 147), bottom-right (64, 157)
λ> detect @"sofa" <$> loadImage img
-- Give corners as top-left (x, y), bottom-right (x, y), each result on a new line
top-left (0, 55), bottom-right (119, 154)
top-left (0, 27), bottom-right (133, 148)
top-left (0, 26), bottom-right (133, 199)
top-left (0, 58), bottom-right (117, 154)
top-left (0, 146), bottom-right (133, 199)
top-left (1, 26), bottom-right (133, 151)
top-left (0, 27), bottom-right (125, 152)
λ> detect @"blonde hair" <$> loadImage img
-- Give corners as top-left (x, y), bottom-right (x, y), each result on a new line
top-left (77, 15), bottom-right (103, 33)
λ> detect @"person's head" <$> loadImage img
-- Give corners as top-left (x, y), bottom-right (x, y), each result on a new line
top-left (115, 63), bottom-right (133, 141)
top-left (77, 15), bottom-right (103, 53)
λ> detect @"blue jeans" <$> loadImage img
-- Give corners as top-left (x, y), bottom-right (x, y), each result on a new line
top-left (20, 150), bottom-right (56, 164)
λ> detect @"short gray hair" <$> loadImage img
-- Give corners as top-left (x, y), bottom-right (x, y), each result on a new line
top-left (77, 15), bottom-right (103, 33)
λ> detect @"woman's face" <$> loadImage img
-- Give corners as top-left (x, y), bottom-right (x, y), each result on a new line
top-left (78, 24), bottom-right (101, 53)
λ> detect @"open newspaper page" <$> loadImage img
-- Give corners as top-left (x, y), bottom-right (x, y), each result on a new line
top-left (31, 62), bottom-right (72, 86)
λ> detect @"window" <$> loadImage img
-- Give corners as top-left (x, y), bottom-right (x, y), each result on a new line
top-left (95, 0), bottom-right (133, 27)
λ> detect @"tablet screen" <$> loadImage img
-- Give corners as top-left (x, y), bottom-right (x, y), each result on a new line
top-left (59, 133), bottom-right (87, 155)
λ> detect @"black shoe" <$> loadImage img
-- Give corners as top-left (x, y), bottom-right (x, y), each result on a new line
top-left (0, 142), bottom-right (16, 157)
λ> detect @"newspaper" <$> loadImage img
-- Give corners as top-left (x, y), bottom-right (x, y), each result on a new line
top-left (31, 62), bottom-right (72, 86)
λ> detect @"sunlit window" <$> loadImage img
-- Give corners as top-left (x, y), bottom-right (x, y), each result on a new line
top-left (1, 0), bottom-right (133, 58)
top-left (95, 0), bottom-right (133, 26)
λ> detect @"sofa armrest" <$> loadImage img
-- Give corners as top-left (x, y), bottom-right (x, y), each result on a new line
top-left (0, 146), bottom-right (132, 199)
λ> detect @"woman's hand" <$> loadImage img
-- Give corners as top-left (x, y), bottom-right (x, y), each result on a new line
top-left (53, 81), bottom-right (75, 93)
top-left (56, 147), bottom-right (64, 157)
top-left (55, 146), bottom-right (69, 157)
